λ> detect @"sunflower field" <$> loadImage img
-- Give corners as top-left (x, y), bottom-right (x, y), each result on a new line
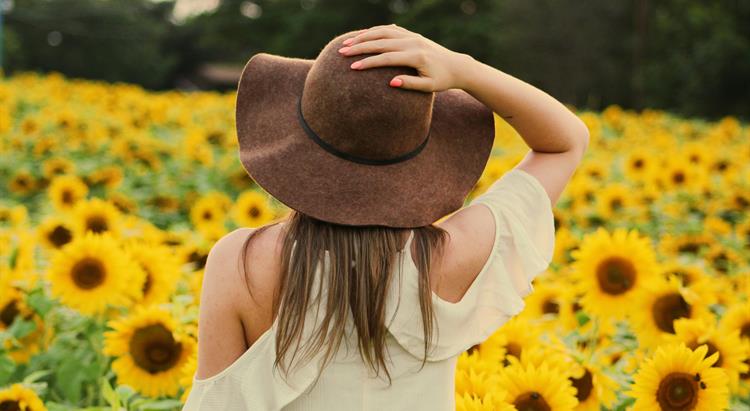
top-left (0, 71), bottom-right (748, 411)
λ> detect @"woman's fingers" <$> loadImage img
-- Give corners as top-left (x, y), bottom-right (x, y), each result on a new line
top-left (349, 50), bottom-right (417, 71)
top-left (390, 75), bottom-right (434, 92)
top-left (338, 38), bottom-right (412, 57)
top-left (343, 26), bottom-right (410, 47)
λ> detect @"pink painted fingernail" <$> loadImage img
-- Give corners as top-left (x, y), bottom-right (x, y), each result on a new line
top-left (390, 78), bottom-right (403, 87)
top-left (350, 61), bottom-right (362, 69)
top-left (342, 38), bottom-right (353, 46)
top-left (338, 47), bottom-right (350, 54)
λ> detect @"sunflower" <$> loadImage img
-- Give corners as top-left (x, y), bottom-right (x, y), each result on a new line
top-left (5, 231), bottom-right (39, 289)
top-left (665, 316), bottom-right (749, 391)
top-left (122, 241), bottom-right (181, 307)
top-left (622, 148), bottom-right (655, 183)
top-left (189, 194), bottom-right (227, 228)
top-left (594, 182), bottom-right (635, 220)
top-left (0, 383), bottom-right (46, 411)
top-left (46, 231), bottom-right (141, 315)
top-left (456, 347), bottom-right (500, 379)
top-left (702, 243), bottom-right (743, 276)
top-left (231, 190), bottom-right (276, 228)
top-left (719, 301), bottom-right (750, 344)
top-left (657, 156), bottom-right (708, 194)
top-left (495, 360), bottom-right (578, 410)
top-left (578, 158), bottom-right (608, 182)
top-left (107, 191), bottom-right (138, 215)
top-left (455, 388), bottom-right (514, 411)
top-left (681, 141), bottom-right (713, 168)
top-left (629, 275), bottom-right (713, 349)
top-left (658, 231), bottom-right (713, 258)
top-left (658, 260), bottom-right (716, 306)
top-left (46, 174), bottom-right (88, 212)
top-left (148, 193), bottom-right (181, 213)
top-left (86, 165), bottom-right (124, 190)
top-left (0, 279), bottom-right (45, 363)
top-left (565, 176), bottom-right (597, 213)
top-left (205, 222), bottom-right (233, 243)
top-left (176, 242), bottom-right (211, 273)
top-left (551, 226), bottom-right (578, 265)
top-left (481, 316), bottom-right (544, 368)
top-left (103, 305), bottom-right (197, 398)
top-left (8, 170), bottom-right (36, 196)
top-left (0, 204), bottom-right (28, 228)
top-left (519, 278), bottom-right (566, 325)
top-left (42, 157), bottom-right (76, 180)
top-left (455, 365), bottom-right (502, 402)
top-left (564, 354), bottom-right (619, 410)
top-left (626, 343), bottom-right (730, 411)
top-left (571, 227), bottom-right (659, 320)
top-left (70, 197), bottom-right (123, 238)
top-left (36, 216), bottom-right (75, 250)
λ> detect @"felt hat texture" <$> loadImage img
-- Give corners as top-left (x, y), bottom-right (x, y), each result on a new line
top-left (235, 29), bottom-right (495, 227)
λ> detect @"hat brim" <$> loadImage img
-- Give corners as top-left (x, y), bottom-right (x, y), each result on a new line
top-left (236, 53), bottom-right (495, 227)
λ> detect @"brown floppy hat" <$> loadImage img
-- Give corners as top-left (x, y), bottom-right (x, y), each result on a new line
top-left (235, 29), bottom-right (495, 228)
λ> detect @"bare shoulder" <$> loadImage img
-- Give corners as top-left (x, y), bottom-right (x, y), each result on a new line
top-left (194, 224), bottom-right (286, 380)
top-left (210, 225), bottom-right (284, 308)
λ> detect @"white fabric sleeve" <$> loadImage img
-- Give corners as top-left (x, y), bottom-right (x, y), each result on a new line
top-left (385, 168), bottom-right (556, 361)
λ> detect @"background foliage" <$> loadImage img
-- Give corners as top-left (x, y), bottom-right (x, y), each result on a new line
top-left (3, 0), bottom-right (750, 120)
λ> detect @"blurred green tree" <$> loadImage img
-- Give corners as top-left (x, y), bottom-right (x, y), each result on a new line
top-left (5, 0), bottom-right (178, 89)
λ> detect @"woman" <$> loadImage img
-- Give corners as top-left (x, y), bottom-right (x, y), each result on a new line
top-left (183, 24), bottom-right (589, 410)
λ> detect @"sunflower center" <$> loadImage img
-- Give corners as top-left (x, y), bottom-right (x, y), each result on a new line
top-left (741, 323), bottom-right (750, 340)
top-left (687, 341), bottom-right (722, 367)
top-left (741, 358), bottom-right (749, 380)
top-left (541, 299), bottom-right (559, 314)
top-left (129, 324), bottom-right (183, 373)
top-left (610, 352), bottom-right (623, 364)
top-left (142, 267), bottom-right (153, 296)
top-left (62, 189), bottom-right (74, 204)
top-left (672, 171), bottom-right (685, 184)
top-left (572, 301), bottom-right (583, 313)
top-left (86, 216), bottom-right (109, 233)
top-left (656, 372), bottom-right (698, 410)
top-left (16, 176), bottom-right (30, 188)
top-left (610, 198), bottom-right (623, 210)
top-left (570, 368), bottom-right (593, 402)
top-left (0, 400), bottom-right (21, 411)
top-left (677, 243), bottom-right (701, 255)
top-left (513, 391), bottom-right (551, 411)
top-left (596, 256), bottom-right (636, 295)
top-left (71, 257), bottom-right (106, 289)
top-left (669, 270), bottom-right (692, 286)
top-left (49, 225), bottom-right (73, 248)
top-left (633, 159), bottom-right (644, 169)
top-left (202, 211), bottom-right (212, 220)
top-left (502, 342), bottom-right (522, 367)
top-left (0, 301), bottom-right (20, 327)
top-left (248, 206), bottom-right (261, 218)
top-left (651, 293), bottom-right (691, 333)
top-left (711, 252), bottom-right (729, 274)
top-left (467, 343), bottom-right (480, 355)
top-left (188, 251), bottom-right (208, 270)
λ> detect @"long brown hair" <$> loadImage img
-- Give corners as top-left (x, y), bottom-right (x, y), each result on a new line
top-left (237, 209), bottom-right (450, 389)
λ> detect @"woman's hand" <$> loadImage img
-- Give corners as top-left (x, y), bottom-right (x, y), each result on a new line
top-left (337, 24), bottom-right (473, 93)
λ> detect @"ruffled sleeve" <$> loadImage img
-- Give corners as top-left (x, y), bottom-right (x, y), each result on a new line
top-left (385, 168), bottom-right (556, 361)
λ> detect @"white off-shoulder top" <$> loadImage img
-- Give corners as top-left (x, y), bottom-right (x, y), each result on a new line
top-left (182, 168), bottom-right (556, 411)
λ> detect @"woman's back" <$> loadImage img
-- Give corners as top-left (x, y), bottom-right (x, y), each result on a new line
top-left (183, 167), bottom-right (557, 410)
